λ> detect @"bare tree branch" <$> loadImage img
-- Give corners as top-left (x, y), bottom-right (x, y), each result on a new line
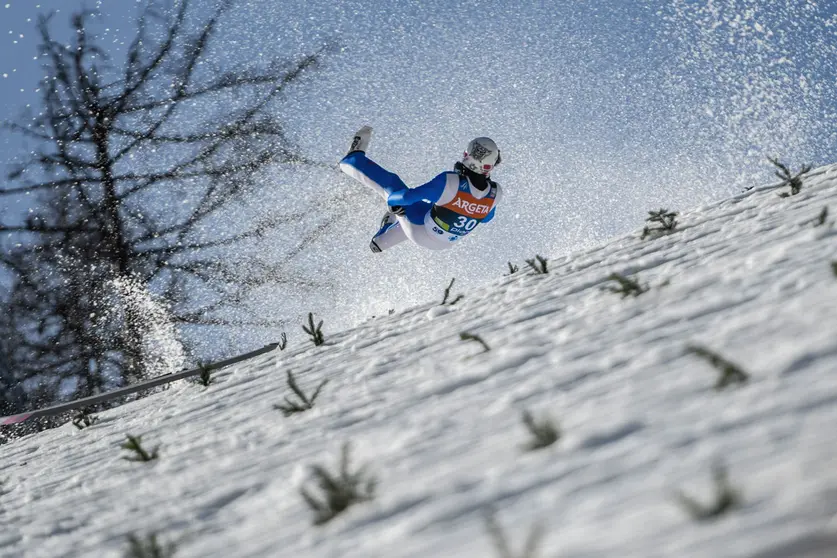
top-left (0, 1), bottom-right (332, 420)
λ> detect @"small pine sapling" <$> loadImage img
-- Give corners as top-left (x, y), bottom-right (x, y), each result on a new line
top-left (675, 463), bottom-right (740, 521)
top-left (814, 206), bottom-right (829, 227)
top-left (521, 411), bottom-right (560, 451)
top-left (300, 442), bottom-right (376, 525)
top-left (303, 312), bottom-right (325, 346)
top-left (460, 332), bottom-right (491, 352)
top-left (506, 262), bottom-right (519, 275)
top-left (124, 533), bottom-right (177, 558)
top-left (484, 507), bottom-right (544, 558)
top-left (278, 331), bottom-right (288, 351)
top-left (641, 208), bottom-right (679, 239)
top-left (605, 272), bottom-right (649, 298)
top-left (72, 407), bottom-right (99, 430)
top-left (525, 255), bottom-right (548, 274)
top-left (442, 278), bottom-right (464, 305)
top-left (274, 370), bottom-right (328, 416)
top-left (121, 435), bottom-right (159, 462)
top-left (192, 363), bottom-right (214, 387)
top-left (687, 345), bottom-right (749, 390)
top-left (832, 261), bottom-right (837, 278)
top-left (769, 157), bottom-right (811, 197)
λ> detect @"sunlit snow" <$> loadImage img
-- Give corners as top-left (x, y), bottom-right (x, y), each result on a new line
top-left (2, 2), bottom-right (837, 553)
top-left (2, 165), bottom-right (836, 557)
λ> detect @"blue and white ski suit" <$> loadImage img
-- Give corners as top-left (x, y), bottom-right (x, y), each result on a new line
top-left (339, 152), bottom-right (502, 251)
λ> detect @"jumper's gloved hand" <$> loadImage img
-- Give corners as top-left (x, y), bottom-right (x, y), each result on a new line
top-left (389, 205), bottom-right (406, 216)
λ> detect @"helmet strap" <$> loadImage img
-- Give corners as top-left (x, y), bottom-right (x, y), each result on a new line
top-left (455, 162), bottom-right (491, 191)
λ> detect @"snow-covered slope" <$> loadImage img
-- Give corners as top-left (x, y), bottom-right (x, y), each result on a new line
top-left (3, 166), bottom-right (837, 558)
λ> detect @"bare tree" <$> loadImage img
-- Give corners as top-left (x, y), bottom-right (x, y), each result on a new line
top-left (0, 0), bottom-right (332, 412)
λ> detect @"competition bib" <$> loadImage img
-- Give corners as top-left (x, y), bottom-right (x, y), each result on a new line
top-left (427, 179), bottom-right (496, 241)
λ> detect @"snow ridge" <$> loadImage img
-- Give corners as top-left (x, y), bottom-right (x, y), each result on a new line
top-left (2, 166), bottom-right (837, 557)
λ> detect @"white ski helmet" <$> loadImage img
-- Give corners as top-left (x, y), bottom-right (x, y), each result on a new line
top-left (461, 137), bottom-right (501, 175)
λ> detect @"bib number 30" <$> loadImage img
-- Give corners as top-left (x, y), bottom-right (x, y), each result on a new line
top-left (454, 216), bottom-right (478, 231)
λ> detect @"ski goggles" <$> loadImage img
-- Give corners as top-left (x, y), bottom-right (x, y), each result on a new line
top-left (463, 150), bottom-right (502, 173)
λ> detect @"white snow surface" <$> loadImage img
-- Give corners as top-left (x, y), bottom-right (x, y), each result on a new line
top-left (3, 166), bottom-right (837, 557)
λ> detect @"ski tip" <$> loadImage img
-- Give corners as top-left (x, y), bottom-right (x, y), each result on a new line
top-left (1, 413), bottom-right (33, 425)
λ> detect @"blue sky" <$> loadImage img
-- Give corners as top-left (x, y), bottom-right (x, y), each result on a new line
top-left (2, 0), bottom-right (836, 349)
top-left (1, 1), bottom-right (135, 123)
top-left (4, 1), bottom-right (834, 185)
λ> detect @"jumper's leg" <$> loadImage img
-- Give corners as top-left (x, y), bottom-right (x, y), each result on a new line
top-left (369, 214), bottom-right (408, 252)
top-left (339, 152), bottom-right (408, 202)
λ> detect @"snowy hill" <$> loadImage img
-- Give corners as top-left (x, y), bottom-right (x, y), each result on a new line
top-left (2, 165), bottom-right (837, 558)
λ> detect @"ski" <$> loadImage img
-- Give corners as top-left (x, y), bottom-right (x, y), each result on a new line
top-left (1, 342), bottom-right (280, 426)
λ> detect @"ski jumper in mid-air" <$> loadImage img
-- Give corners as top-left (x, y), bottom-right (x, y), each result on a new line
top-left (339, 126), bottom-right (503, 252)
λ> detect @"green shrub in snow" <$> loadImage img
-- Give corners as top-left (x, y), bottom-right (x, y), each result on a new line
top-left (278, 331), bottom-right (288, 350)
top-left (442, 278), bottom-right (464, 305)
top-left (300, 442), bottom-right (375, 525)
top-left (506, 262), bottom-right (519, 275)
top-left (521, 410), bottom-right (560, 451)
top-left (769, 157), bottom-right (811, 198)
top-left (124, 533), bottom-right (177, 558)
top-left (813, 206), bottom-right (829, 227)
top-left (302, 312), bottom-right (325, 346)
top-left (675, 463), bottom-right (740, 521)
top-left (460, 332), bottom-right (491, 353)
top-left (525, 255), bottom-right (548, 274)
top-left (831, 261), bottom-right (837, 278)
top-left (604, 272), bottom-right (649, 298)
top-left (687, 346), bottom-right (749, 390)
top-left (191, 363), bottom-right (214, 388)
top-left (121, 435), bottom-right (159, 462)
top-left (484, 507), bottom-right (544, 558)
top-left (641, 208), bottom-right (678, 240)
top-left (274, 370), bottom-right (328, 416)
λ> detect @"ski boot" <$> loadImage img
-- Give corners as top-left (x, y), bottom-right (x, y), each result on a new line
top-left (370, 211), bottom-right (397, 253)
top-left (348, 125), bottom-right (372, 155)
